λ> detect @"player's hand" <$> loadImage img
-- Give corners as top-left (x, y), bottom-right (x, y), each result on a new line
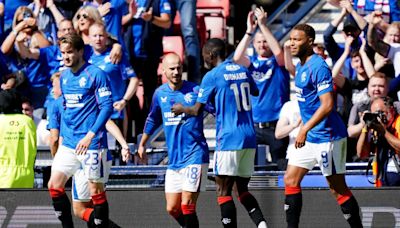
top-left (295, 127), bottom-right (307, 149)
top-left (137, 145), bottom-right (148, 164)
top-left (110, 43), bottom-right (122, 64)
top-left (98, 2), bottom-right (112, 17)
top-left (121, 145), bottom-right (131, 162)
top-left (76, 132), bottom-right (95, 155)
top-left (141, 7), bottom-right (153, 22)
top-left (113, 99), bottom-right (127, 111)
top-left (171, 103), bottom-right (184, 116)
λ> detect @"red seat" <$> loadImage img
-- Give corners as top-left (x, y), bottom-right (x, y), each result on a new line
top-left (197, 0), bottom-right (230, 18)
top-left (204, 15), bottom-right (225, 39)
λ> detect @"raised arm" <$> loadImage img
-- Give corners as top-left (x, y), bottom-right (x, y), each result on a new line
top-left (15, 32), bottom-right (40, 59)
top-left (47, 0), bottom-right (65, 27)
top-left (283, 40), bottom-right (295, 76)
top-left (331, 36), bottom-right (353, 88)
top-left (122, 0), bottom-right (138, 26)
top-left (232, 11), bottom-right (256, 67)
top-left (142, 8), bottom-right (171, 29)
top-left (255, 7), bottom-right (284, 65)
top-left (367, 12), bottom-right (390, 57)
top-left (1, 19), bottom-right (35, 55)
top-left (359, 37), bottom-right (376, 78)
top-left (340, 0), bottom-right (367, 30)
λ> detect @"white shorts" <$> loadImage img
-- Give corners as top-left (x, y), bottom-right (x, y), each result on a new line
top-left (287, 138), bottom-right (347, 176)
top-left (165, 164), bottom-right (208, 193)
top-left (213, 149), bottom-right (255, 177)
top-left (52, 145), bottom-right (111, 183)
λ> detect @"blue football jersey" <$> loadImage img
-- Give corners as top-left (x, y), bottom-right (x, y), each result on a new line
top-left (294, 54), bottom-right (347, 143)
top-left (248, 56), bottom-right (290, 122)
top-left (47, 97), bottom-right (64, 131)
top-left (197, 60), bottom-right (258, 151)
top-left (60, 63), bottom-right (113, 150)
top-left (89, 48), bottom-right (136, 119)
top-left (144, 81), bottom-right (209, 170)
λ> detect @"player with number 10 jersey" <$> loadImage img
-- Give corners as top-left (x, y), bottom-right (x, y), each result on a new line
top-left (197, 59), bottom-right (258, 151)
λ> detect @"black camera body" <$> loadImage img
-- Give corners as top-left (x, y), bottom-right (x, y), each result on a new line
top-left (363, 111), bottom-right (387, 126)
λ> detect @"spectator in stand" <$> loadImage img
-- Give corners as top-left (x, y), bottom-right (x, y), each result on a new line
top-left (84, 0), bottom-right (129, 53)
top-left (348, 72), bottom-right (390, 138)
top-left (357, 96), bottom-right (400, 186)
top-left (332, 36), bottom-right (376, 108)
top-left (122, 0), bottom-right (172, 139)
top-left (1, 6), bottom-right (51, 118)
top-left (324, 0), bottom-right (368, 79)
top-left (170, 0), bottom-right (201, 83)
top-left (233, 7), bottom-right (290, 170)
top-left (3, 0), bottom-right (30, 34)
top-left (0, 89), bottom-right (36, 188)
top-left (28, 0), bottom-right (65, 44)
top-left (72, 5), bottom-right (103, 44)
top-left (368, 11), bottom-right (400, 78)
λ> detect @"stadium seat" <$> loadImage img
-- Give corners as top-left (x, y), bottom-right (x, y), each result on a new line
top-left (197, 0), bottom-right (230, 18)
top-left (204, 16), bottom-right (226, 39)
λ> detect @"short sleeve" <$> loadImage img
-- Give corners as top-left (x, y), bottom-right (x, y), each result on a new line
top-left (314, 64), bottom-right (333, 96)
top-left (197, 71), bottom-right (216, 104)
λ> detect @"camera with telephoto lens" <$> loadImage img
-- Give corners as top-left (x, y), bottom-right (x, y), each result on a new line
top-left (363, 111), bottom-right (387, 127)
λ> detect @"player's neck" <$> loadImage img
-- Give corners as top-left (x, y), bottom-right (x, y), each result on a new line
top-left (71, 59), bottom-right (86, 73)
top-left (168, 81), bottom-right (183, 91)
top-left (299, 50), bottom-right (314, 65)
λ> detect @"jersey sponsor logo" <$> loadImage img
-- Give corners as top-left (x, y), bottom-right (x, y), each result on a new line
top-left (98, 65), bottom-right (106, 71)
top-left (198, 89), bottom-right (204, 98)
top-left (225, 64), bottom-right (240, 71)
top-left (251, 69), bottom-right (272, 82)
top-left (104, 55), bottom-right (111, 63)
top-left (163, 2), bottom-right (171, 11)
top-left (317, 80), bottom-right (330, 92)
top-left (98, 87), bottom-right (112, 97)
top-left (163, 111), bottom-right (185, 126)
top-left (161, 96), bottom-right (167, 103)
top-left (223, 72), bottom-right (247, 81)
top-left (184, 93), bottom-right (193, 103)
top-left (301, 72), bottom-right (307, 82)
top-left (79, 77), bottom-right (87, 88)
top-left (63, 79), bottom-right (67, 85)
top-left (294, 86), bottom-right (305, 102)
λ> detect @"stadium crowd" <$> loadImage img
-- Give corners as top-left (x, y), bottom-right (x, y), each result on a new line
top-left (0, 0), bottom-right (400, 227)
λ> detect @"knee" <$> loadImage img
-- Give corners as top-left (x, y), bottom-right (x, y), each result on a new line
top-left (166, 205), bottom-right (181, 217)
top-left (72, 203), bottom-right (86, 219)
top-left (284, 173), bottom-right (299, 187)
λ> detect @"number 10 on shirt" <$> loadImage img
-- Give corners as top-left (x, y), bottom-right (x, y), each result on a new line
top-left (230, 82), bottom-right (251, 112)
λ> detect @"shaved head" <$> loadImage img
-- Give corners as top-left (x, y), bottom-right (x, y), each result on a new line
top-left (162, 52), bottom-right (183, 89)
top-left (162, 52), bottom-right (181, 67)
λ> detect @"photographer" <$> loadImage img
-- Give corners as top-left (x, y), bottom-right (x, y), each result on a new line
top-left (357, 96), bottom-right (400, 186)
